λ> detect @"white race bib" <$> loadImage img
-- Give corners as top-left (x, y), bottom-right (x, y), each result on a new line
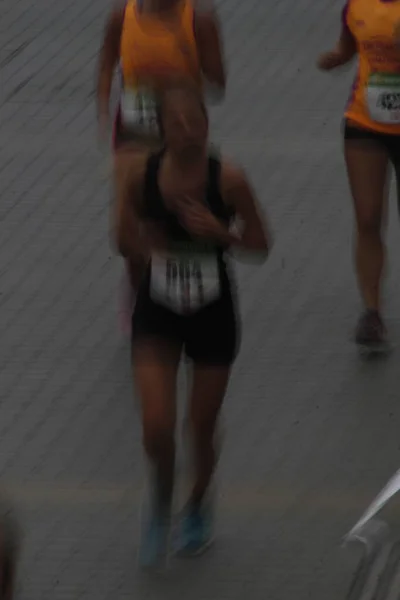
top-left (366, 73), bottom-right (400, 123)
top-left (150, 253), bottom-right (221, 314)
top-left (120, 87), bottom-right (159, 134)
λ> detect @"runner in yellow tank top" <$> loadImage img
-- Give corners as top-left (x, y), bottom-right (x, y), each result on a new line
top-left (318, 0), bottom-right (400, 354)
top-left (96, 0), bottom-right (226, 334)
top-left (97, 0), bottom-right (225, 147)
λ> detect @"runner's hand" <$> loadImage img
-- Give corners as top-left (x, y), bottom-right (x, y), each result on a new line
top-left (317, 51), bottom-right (346, 71)
top-left (177, 197), bottom-right (228, 240)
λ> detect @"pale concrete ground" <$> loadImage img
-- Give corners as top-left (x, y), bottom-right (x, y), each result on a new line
top-left (1, 0), bottom-right (400, 598)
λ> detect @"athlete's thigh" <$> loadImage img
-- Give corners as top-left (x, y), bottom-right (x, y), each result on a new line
top-left (133, 337), bottom-right (182, 431)
top-left (132, 290), bottom-right (186, 427)
top-left (185, 293), bottom-right (239, 433)
top-left (344, 124), bottom-right (390, 227)
top-left (189, 305), bottom-right (237, 425)
top-left (184, 293), bottom-right (240, 369)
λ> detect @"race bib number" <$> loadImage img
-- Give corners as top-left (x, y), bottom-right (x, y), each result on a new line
top-left (367, 74), bottom-right (400, 123)
top-left (150, 254), bottom-right (221, 314)
top-left (120, 87), bottom-right (159, 134)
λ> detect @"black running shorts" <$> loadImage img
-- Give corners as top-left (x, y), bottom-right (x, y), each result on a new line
top-left (343, 120), bottom-right (400, 164)
top-left (131, 284), bottom-right (240, 367)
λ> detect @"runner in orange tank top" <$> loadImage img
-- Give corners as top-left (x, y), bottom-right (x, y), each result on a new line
top-left (96, 0), bottom-right (226, 334)
top-left (318, 0), bottom-right (400, 354)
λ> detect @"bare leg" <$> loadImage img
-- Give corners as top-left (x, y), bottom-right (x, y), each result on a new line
top-left (344, 136), bottom-right (389, 346)
top-left (188, 365), bottom-right (230, 506)
top-left (345, 138), bottom-right (389, 310)
top-left (176, 364), bottom-right (231, 555)
top-left (133, 339), bottom-right (181, 567)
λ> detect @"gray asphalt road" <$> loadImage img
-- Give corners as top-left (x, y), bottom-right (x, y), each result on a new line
top-left (2, 0), bottom-right (400, 598)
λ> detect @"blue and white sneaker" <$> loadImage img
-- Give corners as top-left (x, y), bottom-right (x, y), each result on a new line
top-left (138, 498), bottom-right (170, 570)
top-left (175, 501), bottom-right (214, 557)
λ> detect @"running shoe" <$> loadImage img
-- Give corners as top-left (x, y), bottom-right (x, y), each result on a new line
top-left (138, 493), bottom-right (170, 569)
top-left (175, 500), bottom-right (214, 557)
top-left (355, 309), bottom-right (388, 352)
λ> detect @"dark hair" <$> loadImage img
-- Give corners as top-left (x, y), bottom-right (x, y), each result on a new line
top-left (156, 80), bottom-right (208, 133)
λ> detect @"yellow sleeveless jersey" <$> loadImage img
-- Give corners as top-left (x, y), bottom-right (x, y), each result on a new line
top-left (120, 0), bottom-right (200, 85)
top-left (118, 0), bottom-right (201, 138)
top-left (344, 0), bottom-right (400, 133)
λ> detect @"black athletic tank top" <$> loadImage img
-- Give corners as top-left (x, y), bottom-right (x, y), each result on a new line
top-left (138, 150), bottom-right (235, 312)
top-left (141, 150), bottom-right (234, 258)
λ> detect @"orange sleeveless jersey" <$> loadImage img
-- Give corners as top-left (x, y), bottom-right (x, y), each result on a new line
top-left (119, 0), bottom-right (201, 88)
top-left (344, 0), bottom-right (400, 133)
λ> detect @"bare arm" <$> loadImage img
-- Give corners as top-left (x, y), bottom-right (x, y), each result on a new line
top-left (113, 153), bottom-right (149, 259)
top-left (317, 8), bottom-right (357, 70)
top-left (177, 165), bottom-right (272, 260)
top-left (96, 3), bottom-right (125, 121)
top-left (335, 23), bottom-right (357, 62)
top-left (222, 165), bottom-right (271, 260)
top-left (194, 3), bottom-right (226, 96)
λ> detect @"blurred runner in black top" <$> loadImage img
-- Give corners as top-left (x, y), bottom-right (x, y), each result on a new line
top-left (116, 82), bottom-right (272, 568)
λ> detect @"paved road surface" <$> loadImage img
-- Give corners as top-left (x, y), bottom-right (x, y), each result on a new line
top-left (2, 0), bottom-right (400, 598)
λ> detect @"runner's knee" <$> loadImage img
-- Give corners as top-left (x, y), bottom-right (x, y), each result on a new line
top-left (356, 212), bottom-right (382, 234)
top-left (142, 419), bottom-right (174, 458)
top-left (189, 411), bottom-right (219, 443)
